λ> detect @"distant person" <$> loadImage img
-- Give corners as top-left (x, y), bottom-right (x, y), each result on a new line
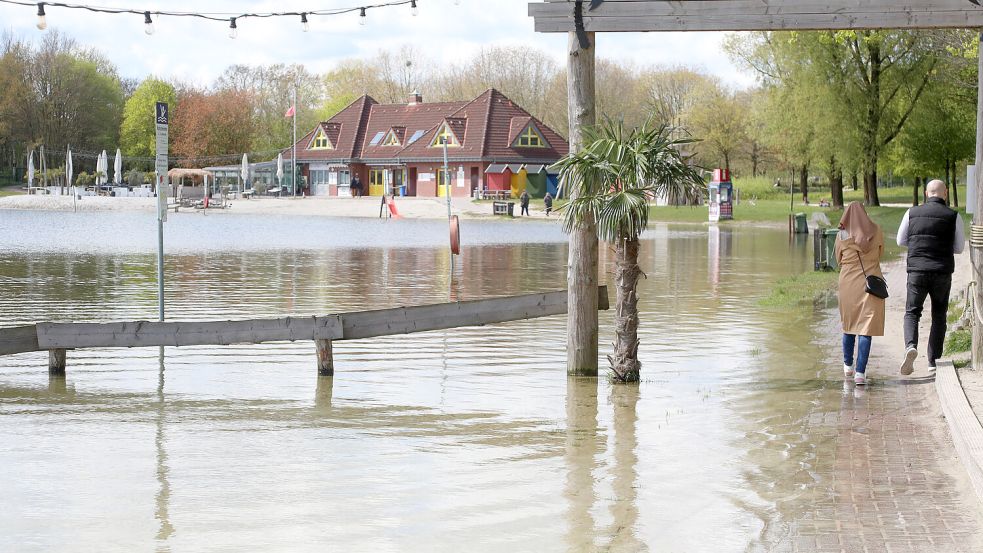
top-left (351, 175), bottom-right (362, 198)
top-left (897, 179), bottom-right (966, 375)
top-left (544, 192), bottom-right (553, 216)
top-left (774, 177), bottom-right (782, 188)
top-left (519, 189), bottom-right (530, 216)
top-left (835, 202), bottom-right (885, 386)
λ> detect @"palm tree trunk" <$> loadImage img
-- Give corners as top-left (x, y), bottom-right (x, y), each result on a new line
top-left (610, 237), bottom-right (642, 383)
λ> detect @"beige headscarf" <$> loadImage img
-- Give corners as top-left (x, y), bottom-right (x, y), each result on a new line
top-left (839, 201), bottom-right (879, 253)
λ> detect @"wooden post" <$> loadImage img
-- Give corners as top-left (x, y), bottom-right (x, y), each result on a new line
top-left (566, 28), bottom-right (599, 376)
top-left (973, 31), bottom-right (983, 371)
top-left (315, 339), bottom-right (334, 376)
top-left (48, 348), bottom-right (66, 375)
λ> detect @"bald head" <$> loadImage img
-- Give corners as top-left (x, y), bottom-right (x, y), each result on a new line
top-left (926, 179), bottom-right (948, 199)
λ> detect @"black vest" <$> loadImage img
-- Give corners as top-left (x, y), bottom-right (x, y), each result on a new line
top-left (906, 197), bottom-right (957, 274)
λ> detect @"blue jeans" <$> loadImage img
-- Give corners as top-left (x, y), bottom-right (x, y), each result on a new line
top-left (843, 334), bottom-right (872, 374)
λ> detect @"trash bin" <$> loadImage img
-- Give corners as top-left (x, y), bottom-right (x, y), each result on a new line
top-left (814, 228), bottom-right (839, 270)
top-left (793, 212), bottom-right (808, 234)
top-left (507, 202), bottom-right (515, 217)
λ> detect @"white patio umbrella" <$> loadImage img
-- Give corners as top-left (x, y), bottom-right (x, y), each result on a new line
top-left (240, 153), bottom-right (249, 194)
top-left (27, 151), bottom-right (34, 190)
top-left (66, 148), bottom-right (73, 189)
top-left (276, 153), bottom-right (284, 190)
top-left (97, 150), bottom-right (107, 186)
top-left (113, 148), bottom-right (122, 185)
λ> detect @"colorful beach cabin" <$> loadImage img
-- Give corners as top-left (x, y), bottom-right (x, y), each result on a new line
top-left (708, 168), bottom-right (733, 222)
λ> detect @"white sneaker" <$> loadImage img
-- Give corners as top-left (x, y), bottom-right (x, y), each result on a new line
top-left (900, 347), bottom-right (917, 376)
top-left (854, 373), bottom-right (867, 386)
top-left (843, 364), bottom-right (854, 377)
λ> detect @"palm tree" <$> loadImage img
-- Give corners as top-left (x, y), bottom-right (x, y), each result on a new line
top-left (555, 119), bottom-right (705, 383)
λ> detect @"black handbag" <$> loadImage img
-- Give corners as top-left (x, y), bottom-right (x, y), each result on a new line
top-left (857, 252), bottom-right (888, 299)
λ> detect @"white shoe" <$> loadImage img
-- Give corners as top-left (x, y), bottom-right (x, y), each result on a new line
top-left (854, 373), bottom-right (867, 386)
top-left (843, 364), bottom-right (854, 377)
top-left (900, 347), bottom-right (917, 376)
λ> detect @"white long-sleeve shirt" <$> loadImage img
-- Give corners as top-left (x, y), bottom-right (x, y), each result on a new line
top-left (896, 209), bottom-right (965, 254)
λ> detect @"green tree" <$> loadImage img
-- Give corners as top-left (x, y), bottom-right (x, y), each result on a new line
top-left (555, 120), bottom-right (705, 383)
top-left (685, 80), bottom-right (748, 172)
top-left (120, 77), bottom-right (176, 162)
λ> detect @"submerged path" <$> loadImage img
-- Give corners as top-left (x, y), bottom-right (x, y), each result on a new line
top-left (764, 254), bottom-right (983, 552)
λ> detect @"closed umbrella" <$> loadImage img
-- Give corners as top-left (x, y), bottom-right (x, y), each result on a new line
top-left (276, 153), bottom-right (284, 192)
top-left (96, 150), bottom-right (106, 186)
top-left (27, 151), bottom-right (34, 190)
top-left (240, 153), bottom-right (249, 195)
top-left (114, 148), bottom-right (122, 185)
top-left (66, 148), bottom-right (73, 190)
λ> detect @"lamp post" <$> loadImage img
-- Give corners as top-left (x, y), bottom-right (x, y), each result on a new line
top-left (442, 137), bottom-right (454, 273)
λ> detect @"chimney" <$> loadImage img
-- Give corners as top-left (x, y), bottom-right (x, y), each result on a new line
top-left (408, 91), bottom-right (423, 105)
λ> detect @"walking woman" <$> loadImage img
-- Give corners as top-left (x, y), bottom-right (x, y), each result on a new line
top-left (835, 202), bottom-right (886, 386)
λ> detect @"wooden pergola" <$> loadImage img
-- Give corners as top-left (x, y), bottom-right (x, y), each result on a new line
top-left (527, 0), bottom-right (983, 375)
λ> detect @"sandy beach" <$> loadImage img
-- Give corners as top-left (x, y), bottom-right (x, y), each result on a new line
top-left (0, 193), bottom-right (562, 221)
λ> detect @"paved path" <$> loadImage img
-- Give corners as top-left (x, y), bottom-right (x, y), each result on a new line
top-left (774, 253), bottom-right (983, 552)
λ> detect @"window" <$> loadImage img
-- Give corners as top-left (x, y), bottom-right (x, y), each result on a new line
top-left (430, 124), bottom-right (459, 147)
top-left (407, 130), bottom-right (425, 145)
top-left (309, 129), bottom-right (332, 150)
top-left (369, 131), bottom-right (385, 146)
top-left (516, 126), bottom-right (545, 148)
top-left (382, 131), bottom-right (400, 146)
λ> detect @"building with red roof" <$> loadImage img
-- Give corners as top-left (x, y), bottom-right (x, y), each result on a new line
top-left (282, 89), bottom-right (568, 198)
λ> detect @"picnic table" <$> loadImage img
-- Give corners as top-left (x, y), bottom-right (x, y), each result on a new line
top-left (479, 189), bottom-right (512, 200)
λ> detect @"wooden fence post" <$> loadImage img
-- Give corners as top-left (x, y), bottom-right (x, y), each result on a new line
top-left (566, 27), bottom-right (599, 376)
top-left (48, 349), bottom-right (66, 375)
top-left (315, 339), bottom-right (334, 376)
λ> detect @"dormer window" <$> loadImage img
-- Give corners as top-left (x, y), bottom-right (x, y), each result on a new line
top-left (382, 130), bottom-right (400, 146)
top-left (309, 128), bottom-right (333, 150)
top-left (430, 124), bottom-right (460, 147)
top-left (515, 126), bottom-right (546, 148)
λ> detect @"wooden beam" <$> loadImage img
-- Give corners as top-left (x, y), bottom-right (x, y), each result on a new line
top-left (339, 287), bottom-right (608, 340)
top-left (36, 316), bottom-right (343, 350)
top-left (48, 349), bottom-right (66, 375)
top-left (0, 325), bottom-right (39, 355)
top-left (529, 0), bottom-right (983, 32)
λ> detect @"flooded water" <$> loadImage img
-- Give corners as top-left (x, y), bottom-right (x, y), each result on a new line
top-left (0, 210), bottom-right (835, 551)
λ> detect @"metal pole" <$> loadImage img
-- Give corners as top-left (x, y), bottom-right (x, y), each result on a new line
top-left (292, 86), bottom-right (297, 198)
top-left (443, 138), bottom-right (453, 272)
top-left (157, 217), bottom-right (164, 321)
top-left (972, 30), bottom-right (983, 370)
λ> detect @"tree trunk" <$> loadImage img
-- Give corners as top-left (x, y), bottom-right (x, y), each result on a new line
top-left (951, 159), bottom-right (959, 208)
top-left (945, 158), bottom-right (952, 207)
top-left (610, 237), bottom-right (641, 383)
top-left (799, 164), bottom-right (808, 204)
top-left (852, 172), bottom-right (858, 191)
top-left (863, 167), bottom-right (880, 206)
top-left (829, 155), bottom-right (844, 208)
top-left (566, 30), bottom-right (599, 376)
top-left (724, 153), bottom-right (730, 173)
top-left (913, 176), bottom-right (920, 207)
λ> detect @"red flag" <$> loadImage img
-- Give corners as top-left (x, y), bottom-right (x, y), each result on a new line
top-left (284, 105), bottom-right (295, 117)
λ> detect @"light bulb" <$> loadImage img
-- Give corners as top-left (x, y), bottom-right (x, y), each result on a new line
top-left (411, 0), bottom-right (418, 16)
top-left (36, 3), bottom-right (47, 30)
top-left (228, 17), bottom-right (238, 39)
top-left (301, 13), bottom-right (309, 32)
top-left (359, 7), bottom-right (366, 25)
top-left (144, 12), bottom-right (155, 35)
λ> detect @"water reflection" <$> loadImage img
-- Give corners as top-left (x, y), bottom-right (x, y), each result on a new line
top-left (607, 384), bottom-right (644, 551)
top-left (155, 347), bottom-right (173, 545)
top-left (564, 377), bottom-right (601, 551)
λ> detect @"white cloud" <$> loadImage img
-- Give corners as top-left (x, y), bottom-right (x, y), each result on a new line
top-left (0, 0), bottom-right (758, 88)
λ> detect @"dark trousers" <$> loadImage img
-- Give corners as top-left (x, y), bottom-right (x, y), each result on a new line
top-left (903, 271), bottom-right (952, 366)
top-left (521, 205), bottom-right (529, 216)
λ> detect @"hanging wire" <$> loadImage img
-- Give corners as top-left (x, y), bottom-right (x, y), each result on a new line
top-left (0, 0), bottom-right (419, 25)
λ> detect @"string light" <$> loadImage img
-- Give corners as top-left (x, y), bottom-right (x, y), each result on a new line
top-left (0, 1), bottom-right (423, 33)
top-left (143, 11), bottom-right (154, 35)
top-left (36, 2), bottom-right (46, 30)
top-left (228, 16), bottom-right (237, 39)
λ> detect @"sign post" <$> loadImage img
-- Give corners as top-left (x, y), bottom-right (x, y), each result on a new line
top-left (155, 102), bottom-right (168, 322)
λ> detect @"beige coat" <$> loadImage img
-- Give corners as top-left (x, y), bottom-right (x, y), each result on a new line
top-left (835, 229), bottom-right (885, 336)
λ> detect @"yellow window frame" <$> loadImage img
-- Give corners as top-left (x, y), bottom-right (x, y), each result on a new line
top-left (382, 131), bottom-right (400, 146)
top-left (516, 126), bottom-right (545, 148)
top-left (430, 125), bottom-right (460, 147)
top-left (310, 129), bottom-right (332, 150)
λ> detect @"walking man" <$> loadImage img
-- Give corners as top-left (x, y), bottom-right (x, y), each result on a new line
top-left (519, 189), bottom-right (530, 216)
top-left (898, 179), bottom-right (966, 374)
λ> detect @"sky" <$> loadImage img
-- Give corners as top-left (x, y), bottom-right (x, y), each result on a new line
top-left (0, 0), bottom-right (758, 89)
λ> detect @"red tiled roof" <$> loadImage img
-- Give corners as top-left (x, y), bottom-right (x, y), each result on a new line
top-left (283, 89), bottom-right (568, 163)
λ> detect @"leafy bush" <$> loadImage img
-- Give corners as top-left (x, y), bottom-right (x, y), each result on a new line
top-left (75, 171), bottom-right (94, 187)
